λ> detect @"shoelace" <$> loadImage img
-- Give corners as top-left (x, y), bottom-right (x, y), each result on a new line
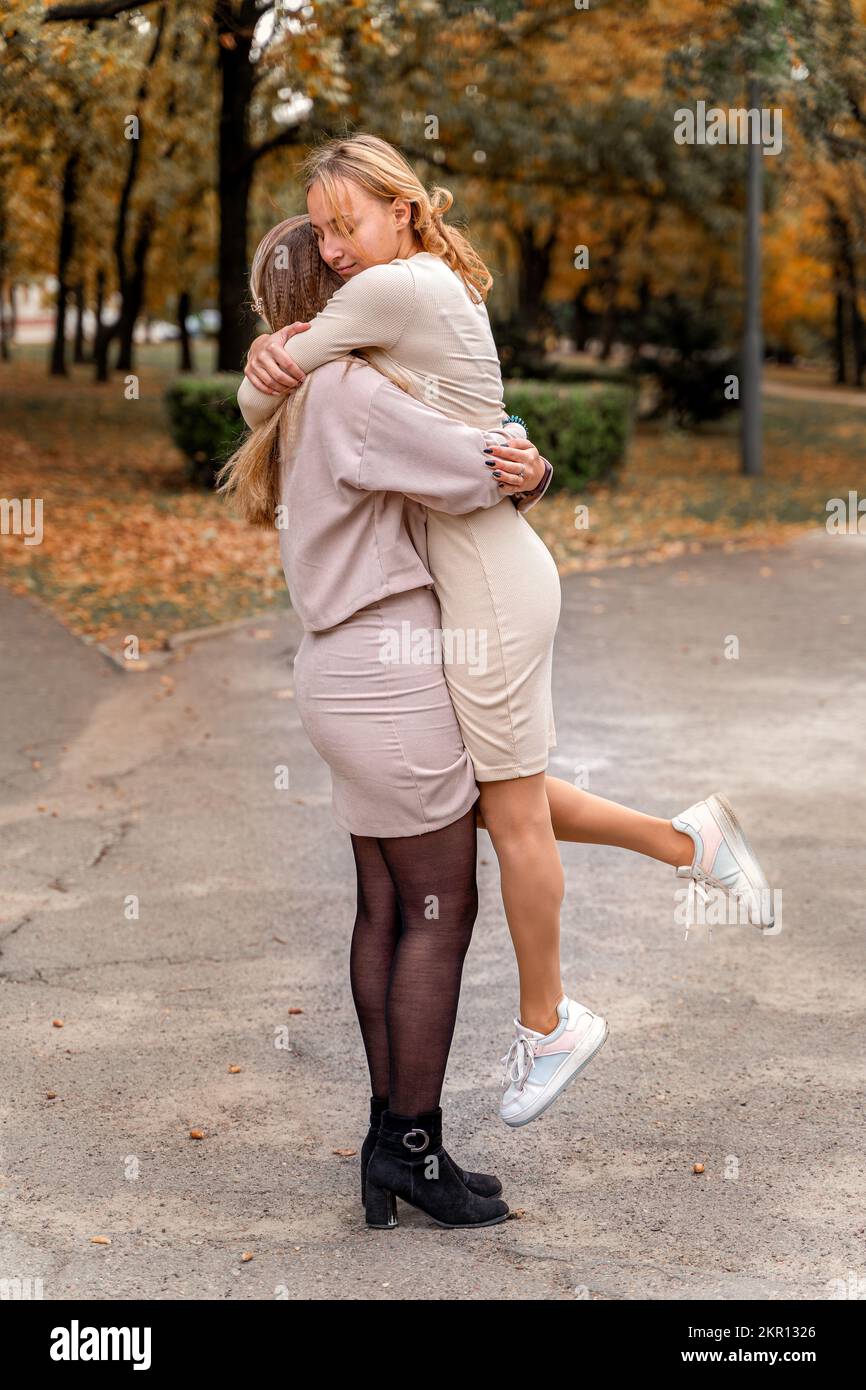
top-left (678, 864), bottom-right (761, 940)
top-left (682, 874), bottom-right (712, 941)
top-left (500, 1033), bottom-right (537, 1092)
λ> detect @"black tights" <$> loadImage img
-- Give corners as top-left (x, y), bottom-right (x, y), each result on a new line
top-left (348, 806), bottom-right (479, 1115)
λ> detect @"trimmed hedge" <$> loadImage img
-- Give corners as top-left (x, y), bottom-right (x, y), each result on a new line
top-left (164, 374), bottom-right (246, 488)
top-left (164, 372), bottom-right (635, 495)
top-left (503, 380), bottom-right (636, 491)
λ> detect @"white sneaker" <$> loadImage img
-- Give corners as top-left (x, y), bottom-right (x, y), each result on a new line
top-left (672, 792), bottom-right (776, 937)
top-left (499, 996), bottom-right (609, 1128)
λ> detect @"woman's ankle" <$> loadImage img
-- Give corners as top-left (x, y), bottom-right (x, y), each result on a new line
top-left (519, 994), bottom-right (563, 1035)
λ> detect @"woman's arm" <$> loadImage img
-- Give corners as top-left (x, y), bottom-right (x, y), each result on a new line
top-left (353, 378), bottom-right (532, 515)
top-left (238, 374), bottom-right (288, 430)
top-left (243, 259), bottom-right (416, 394)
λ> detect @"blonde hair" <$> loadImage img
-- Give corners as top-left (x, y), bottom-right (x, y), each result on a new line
top-left (217, 214), bottom-right (413, 527)
top-left (301, 132), bottom-right (493, 304)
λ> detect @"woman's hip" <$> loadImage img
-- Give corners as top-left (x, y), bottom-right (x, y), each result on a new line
top-left (292, 587), bottom-right (479, 836)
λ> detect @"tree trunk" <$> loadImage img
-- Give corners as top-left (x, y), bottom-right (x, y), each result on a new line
top-left (515, 225), bottom-right (554, 347)
top-left (178, 289), bottom-right (194, 371)
top-left (89, 268), bottom-right (105, 365)
top-left (572, 283), bottom-right (591, 352)
top-left (93, 268), bottom-right (116, 382)
top-left (0, 283), bottom-right (9, 361)
top-left (0, 182), bottom-right (9, 361)
top-left (215, 0), bottom-right (258, 371)
top-left (833, 285), bottom-right (849, 384)
top-left (50, 149), bottom-right (79, 377)
top-left (829, 208), bottom-right (864, 386)
top-left (599, 271), bottom-right (620, 361)
top-left (115, 210), bottom-right (154, 370)
top-left (73, 279), bottom-right (86, 363)
top-left (104, 6), bottom-right (166, 377)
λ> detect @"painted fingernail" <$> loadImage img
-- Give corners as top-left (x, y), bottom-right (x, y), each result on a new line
top-left (483, 447), bottom-right (495, 454)
top-left (492, 470), bottom-right (502, 477)
top-left (484, 460), bottom-right (496, 467)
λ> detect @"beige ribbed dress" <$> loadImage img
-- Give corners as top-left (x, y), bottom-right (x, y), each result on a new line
top-left (238, 251), bottom-right (561, 781)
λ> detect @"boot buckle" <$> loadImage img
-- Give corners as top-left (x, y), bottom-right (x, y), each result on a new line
top-left (402, 1127), bottom-right (430, 1153)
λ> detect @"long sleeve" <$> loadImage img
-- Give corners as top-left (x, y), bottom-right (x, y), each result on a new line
top-left (237, 377), bottom-right (283, 430)
top-left (352, 378), bottom-right (512, 515)
top-left (237, 261), bottom-right (416, 430)
top-left (514, 457), bottom-right (554, 513)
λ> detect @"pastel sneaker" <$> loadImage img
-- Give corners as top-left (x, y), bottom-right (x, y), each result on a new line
top-left (672, 792), bottom-right (776, 936)
top-left (499, 996), bottom-right (609, 1128)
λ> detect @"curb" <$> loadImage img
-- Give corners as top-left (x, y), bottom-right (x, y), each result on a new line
top-left (95, 610), bottom-right (292, 675)
top-left (553, 528), bottom-right (793, 573)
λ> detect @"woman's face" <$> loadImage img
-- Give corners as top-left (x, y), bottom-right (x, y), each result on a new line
top-left (307, 179), bottom-right (414, 280)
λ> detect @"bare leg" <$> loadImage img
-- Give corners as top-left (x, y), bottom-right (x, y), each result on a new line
top-left (477, 773), bottom-right (564, 1036)
top-left (477, 778), bottom-right (693, 868)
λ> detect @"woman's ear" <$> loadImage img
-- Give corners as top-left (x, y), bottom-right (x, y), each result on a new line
top-left (392, 196), bottom-right (413, 230)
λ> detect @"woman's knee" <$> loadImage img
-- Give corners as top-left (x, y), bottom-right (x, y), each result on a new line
top-left (478, 788), bottom-right (552, 846)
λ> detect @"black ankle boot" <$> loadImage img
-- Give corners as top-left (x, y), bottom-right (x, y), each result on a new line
top-left (360, 1097), bottom-right (388, 1206)
top-left (360, 1099), bottom-right (503, 1205)
top-left (365, 1108), bottom-right (509, 1230)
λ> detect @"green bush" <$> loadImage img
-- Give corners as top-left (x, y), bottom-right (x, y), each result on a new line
top-left (626, 294), bottom-right (740, 427)
top-left (503, 380), bottom-right (636, 492)
top-left (636, 351), bottom-right (740, 427)
top-left (163, 371), bottom-right (634, 497)
top-left (164, 374), bottom-right (246, 488)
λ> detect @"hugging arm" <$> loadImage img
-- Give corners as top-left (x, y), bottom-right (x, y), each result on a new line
top-left (353, 380), bottom-right (529, 514)
top-left (238, 262), bottom-right (416, 428)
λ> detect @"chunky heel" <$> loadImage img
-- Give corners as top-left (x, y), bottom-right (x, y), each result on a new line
top-left (365, 1181), bottom-right (398, 1229)
top-left (365, 1109), bottom-right (509, 1230)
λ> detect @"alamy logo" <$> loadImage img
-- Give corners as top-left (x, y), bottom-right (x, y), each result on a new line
top-left (674, 884), bottom-right (782, 934)
top-left (0, 497), bottom-right (43, 545)
top-left (378, 622), bottom-right (488, 676)
top-left (49, 1320), bottom-right (152, 1370)
top-left (0, 1276), bottom-right (43, 1299)
top-left (674, 100), bottom-right (783, 156)
top-left (826, 492), bottom-right (866, 534)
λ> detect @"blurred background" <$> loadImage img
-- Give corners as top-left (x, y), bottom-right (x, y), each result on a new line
top-left (2, 0), bottom-right (865, 656)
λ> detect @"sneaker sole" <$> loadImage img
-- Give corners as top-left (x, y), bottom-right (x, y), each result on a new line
top-left (501, 1018), bottom-right (610, 1129)
top-left (707, 793), bottom-right (775, 929)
